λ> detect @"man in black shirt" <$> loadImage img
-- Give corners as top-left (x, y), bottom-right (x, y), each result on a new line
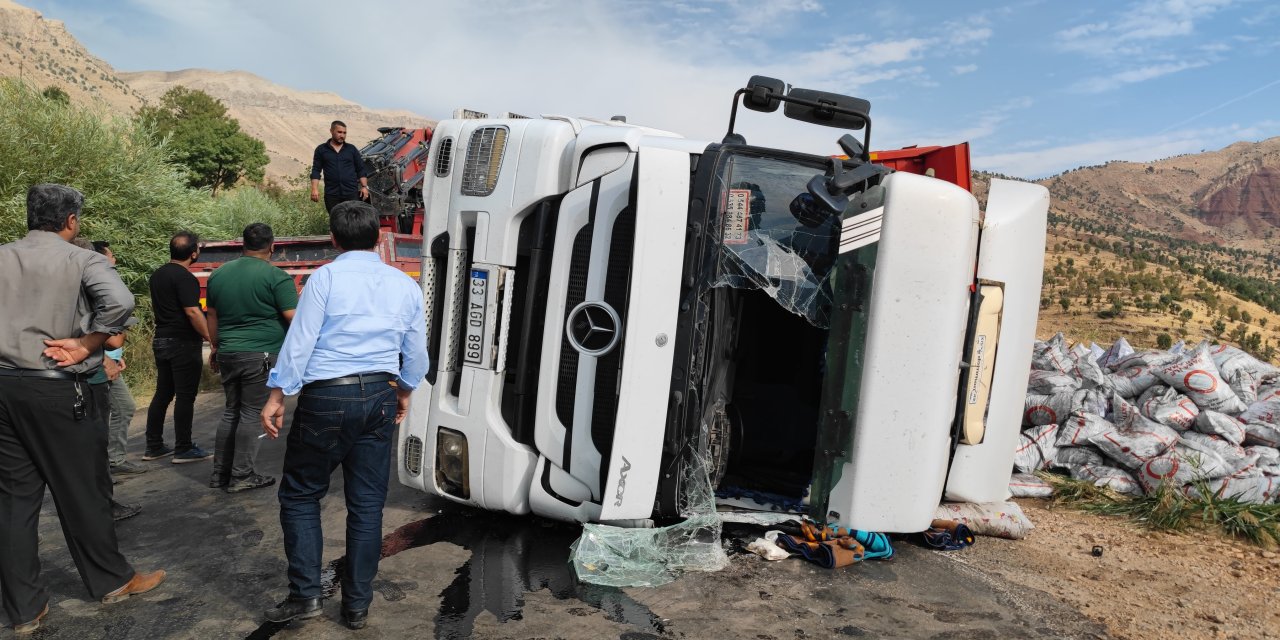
top-left (310, 120), bottom-right (369, 213)
top-left (143, 232), bottom-right (213, 464)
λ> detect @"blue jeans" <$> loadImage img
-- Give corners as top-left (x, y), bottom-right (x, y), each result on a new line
top-left (277, 380), bottom-right (397, 610)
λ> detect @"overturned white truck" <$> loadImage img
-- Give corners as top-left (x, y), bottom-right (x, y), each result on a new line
top-left (397, 77), bottom-right (1049, 532)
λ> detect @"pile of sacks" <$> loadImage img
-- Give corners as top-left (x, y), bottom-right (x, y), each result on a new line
top-left (1011, 335), bottom-right (1280, 504)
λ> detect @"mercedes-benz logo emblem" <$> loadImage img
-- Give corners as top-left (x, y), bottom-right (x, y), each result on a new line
top-left (566, 301), bottom-right (622, 356)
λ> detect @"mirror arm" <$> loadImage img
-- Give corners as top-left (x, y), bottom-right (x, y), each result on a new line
top-left (724, 89), bottom-right (747, 142)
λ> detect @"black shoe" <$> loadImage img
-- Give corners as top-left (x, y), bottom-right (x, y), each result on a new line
top-left (172, 445), bottom-right (213, 464)
top-left (342, 608), bottom-right (368, 630)
top-left (263, 597), bottom-right (323, 623)
top-left (227, 473), bottom-right (276, 494)
top-left (111, 500), bottom-right (142, 521)
top-left (141, 446), bottom-right (174, 461)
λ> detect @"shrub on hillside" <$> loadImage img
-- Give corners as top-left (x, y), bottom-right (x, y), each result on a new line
top-left (0, 78), bottom-right (205, 291)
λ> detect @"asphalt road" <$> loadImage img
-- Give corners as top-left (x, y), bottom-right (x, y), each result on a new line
top-left (4, 392), bottom-right (1108, 639)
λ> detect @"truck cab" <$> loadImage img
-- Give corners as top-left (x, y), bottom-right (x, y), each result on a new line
top-left (398, 78), bottom-right (1048, 532)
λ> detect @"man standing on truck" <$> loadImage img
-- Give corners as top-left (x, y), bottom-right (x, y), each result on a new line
top-left (143, 232), bottom-right (213, 464)
top-left (310, 120), bottom-right (370, 213)
top-left (206, 223), bottom-right (298, 493)
top-left (259, 201), bottom-right (427, 630)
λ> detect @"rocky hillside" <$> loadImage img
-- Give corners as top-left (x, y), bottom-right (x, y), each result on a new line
top-left (986, 136), bottom-right (1280, 360)
top-left (119, 69), bottom-right (435, 181)
top-left (0, 0), bottom-right (144, 111)
top-left (0, 0), bottom-right (434, 181)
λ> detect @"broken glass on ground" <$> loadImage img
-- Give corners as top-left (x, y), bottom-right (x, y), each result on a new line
top-left (570, 448), bottom-right (729, 588)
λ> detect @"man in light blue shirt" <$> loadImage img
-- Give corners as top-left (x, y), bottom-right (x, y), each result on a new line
top-left (259, 201), bottom-right (427, 630)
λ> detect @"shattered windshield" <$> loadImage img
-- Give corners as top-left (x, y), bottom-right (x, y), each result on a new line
top-left (711, 152), bottom-right (840, 328)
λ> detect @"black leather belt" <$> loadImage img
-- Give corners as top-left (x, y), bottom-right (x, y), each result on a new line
top-left (0, 368), bottom-right (86, 382)
top-left (302, 372), bottom-right (396, 390)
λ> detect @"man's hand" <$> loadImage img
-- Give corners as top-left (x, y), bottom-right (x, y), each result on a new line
top-left (359, 185), bottom-right (370, 201)
top-left (43, 337), bottom-right (98, 367)
top-left (395, 388), bottom-right (412, 424)
top-left (310, 189), bottom-right (320, 203)
top-left (208, 347), bottom-right (219, 374)
top-left (116, 357), bottom-right (127, 371)
top-left (104, 357), bottom-right (121, 381)
top-left (261, 388), bottom-right (286, 439)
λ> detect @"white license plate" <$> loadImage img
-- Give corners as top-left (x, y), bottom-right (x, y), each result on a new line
top-left (463, 269), bottom-right (489, 366)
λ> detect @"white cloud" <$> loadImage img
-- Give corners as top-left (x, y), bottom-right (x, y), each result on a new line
top-left (1056, 0), bottom-right (1237, 56)
top-left (1072, 60), bottom-right (1210, 93)
top-left (953, 64), bottom-right (978, 75)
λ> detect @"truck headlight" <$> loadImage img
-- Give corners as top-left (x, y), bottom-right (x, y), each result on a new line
top-left (435, 427), bottom-right (471, 499)
top-left (460, 126), bottom-right (507, 196)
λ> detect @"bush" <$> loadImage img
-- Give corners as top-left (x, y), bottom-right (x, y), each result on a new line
top-left (192, 186), bottom-right (328, 240)
top-left (0, 78), bottom-right (206, 292)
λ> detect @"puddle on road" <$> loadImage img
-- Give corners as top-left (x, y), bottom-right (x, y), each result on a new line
top-left (247, 509), bottom-right (665, 639)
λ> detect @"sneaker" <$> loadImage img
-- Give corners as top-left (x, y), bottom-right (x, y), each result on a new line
top-left (141, 446), bottom-right (174, 461)
top-left (110, 461), bottom-right (148, 476)
top-left (172, 445), bottom-right (212, 464)
top-left (226, 473), bottom-right (276, 494)
top-left (112, 500), bottom-right (142, 521)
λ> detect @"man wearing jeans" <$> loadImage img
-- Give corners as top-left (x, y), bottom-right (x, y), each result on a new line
top-left (207, 223), bottom-right (297, 493)
top-left (143, 231), bottom-right (212, 463)
top-left (90, 241), bottom-right (146, 480)
top-left (260, 201), bottom-right (427, 630)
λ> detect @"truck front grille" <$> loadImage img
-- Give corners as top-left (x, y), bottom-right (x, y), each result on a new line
top-left (555, 224), bottom-right (593, 428)
top-left (590, 206), bottom-right (635, 458)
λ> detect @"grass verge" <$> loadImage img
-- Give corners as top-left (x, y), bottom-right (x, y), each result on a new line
top-left (1042, 473), bottom-right (1280, 547)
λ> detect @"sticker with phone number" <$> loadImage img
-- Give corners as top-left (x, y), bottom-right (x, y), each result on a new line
top-left (723, 189), bottom-right (751, 244)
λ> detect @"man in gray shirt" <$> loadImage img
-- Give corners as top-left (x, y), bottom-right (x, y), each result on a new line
top-left (0, 184), bottom-right (166, 634)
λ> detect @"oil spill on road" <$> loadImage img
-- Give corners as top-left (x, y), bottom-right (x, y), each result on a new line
top-left (246, 509), bottom-right (665, 639)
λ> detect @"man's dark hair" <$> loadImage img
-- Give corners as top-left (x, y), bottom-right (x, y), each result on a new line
top-left (329, 201), bottom-right (379, 250)
top-left (170, 231), bottom-right (200, 260)
top-left (242, 223), bottom-right (274, 252)
top-left (91, 240), bottom-right (111, 255)
top-left (331, 120), bottom-right (346, 130)
top-left (26, 183), bottom-right (84, 232)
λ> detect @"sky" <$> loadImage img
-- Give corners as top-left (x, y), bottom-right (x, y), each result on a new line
top-left (21, 0), bottom-right (1280, 178)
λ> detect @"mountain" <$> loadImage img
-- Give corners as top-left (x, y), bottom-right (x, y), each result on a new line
top-left (0, 0), bottom-right (435, 180)
top-left (1013, 136), bottom-right (1280, 358)
top-left (0, 0), bottom-right (144, 111)
top-left (119, 69), bottom-right (436, 181)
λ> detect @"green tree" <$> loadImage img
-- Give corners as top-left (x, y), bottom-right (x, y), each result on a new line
top-left (1156, 333), bottom-right (1173, 350)
top-left (1059, 296), bottom-right (1070, 313)
top-left (41, 85), bottom-right (69, 105)
top-left (137, 86), bottom-right (268, 196)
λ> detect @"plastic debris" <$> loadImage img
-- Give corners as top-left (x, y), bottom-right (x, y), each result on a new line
top-left (745, 531), bottom-right (790, 561)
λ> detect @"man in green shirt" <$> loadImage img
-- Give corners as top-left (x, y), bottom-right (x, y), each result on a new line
top-left (207, 223), bottom-right (298, 493)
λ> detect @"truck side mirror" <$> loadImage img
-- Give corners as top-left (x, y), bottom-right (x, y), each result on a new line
top-left (784, 88), bottom-right (869, 130)
top-left (743, 76), bottom-right (787, 113)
